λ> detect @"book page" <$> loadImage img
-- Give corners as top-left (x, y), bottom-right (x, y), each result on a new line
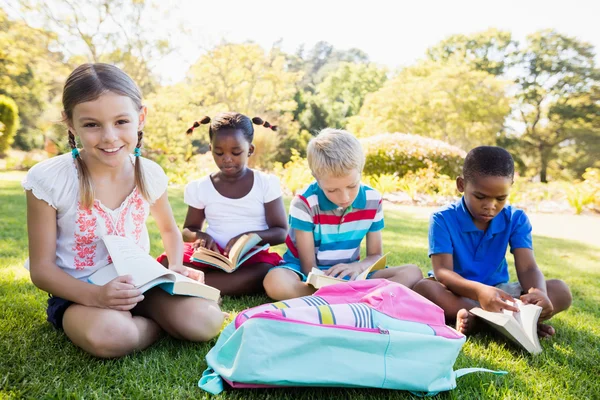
top-left (518, 303), bottom-right (543, 353)
top-left (355, 253), bottom-right (387, 281)
top-left (229, 233), bottom-right (262, 265)
top-left (102, 235), bottom-right (172, 287)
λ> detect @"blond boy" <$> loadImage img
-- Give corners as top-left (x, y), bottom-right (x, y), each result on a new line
top-left (263, 129), bottom-right (422, 300)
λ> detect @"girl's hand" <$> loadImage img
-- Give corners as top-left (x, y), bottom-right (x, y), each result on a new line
top-left (476, 285), bottom-right (520, 313)
top-left (169, 264), bottom-right (205, 283)
top-left (520, 288), bottom-right (554, 320)
top-left (97, 275), bottom-right (145, 311)
top-left (223, 233), bottom-right (248, 256)
top-left (325, 263), bottom-right (365, 281)
top-left (193, 232), bottom-right (219, 252)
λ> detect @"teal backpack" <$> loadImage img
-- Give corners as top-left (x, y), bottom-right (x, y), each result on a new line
top-left (199, 279), bottom-right (506, 396)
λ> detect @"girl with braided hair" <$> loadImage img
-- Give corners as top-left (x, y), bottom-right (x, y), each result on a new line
top-left (157, 112), bottom-right (287, 296)
top-left (22, 63), bottom-right (223, 358)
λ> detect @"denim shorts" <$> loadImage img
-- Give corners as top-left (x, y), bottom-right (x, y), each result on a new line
top-left (46, 295), bottom-right (73, 330)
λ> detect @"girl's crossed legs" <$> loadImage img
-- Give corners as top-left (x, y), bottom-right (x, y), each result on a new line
top-left (62, 288), bottom-right (223, 358)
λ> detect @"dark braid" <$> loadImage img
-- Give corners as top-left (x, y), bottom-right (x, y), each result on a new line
top-left (251, 117), bottom-right (277, 131)
top-left (68, 130), bottom-right (77, 150)
top-left (136, 130), bottom-right (143, 148)
top-left (186, 116), bottom-right (211, 135)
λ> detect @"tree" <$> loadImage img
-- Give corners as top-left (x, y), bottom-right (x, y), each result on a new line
top-left (513, 30), bottom-right (600, 182)
top-left (427, 28), bottom-right (516, 76)
top-left (312, 62), bottom-right (387, 129)
top-left (0, 9), bottom-right (66, 150)
top-left (288, 42), bottom-right (370, 133)
top-left (14, 0), bottom-right (174, 94)
top-left (348, 61), bottom-right (511, 150)
top-left (0, 95), bottom-right (20, 155)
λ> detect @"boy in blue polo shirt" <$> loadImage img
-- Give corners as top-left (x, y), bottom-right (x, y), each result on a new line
top-left (414, 146), bottom-right (572, 337)
top-left (263, 128), bottom-right (423, 300)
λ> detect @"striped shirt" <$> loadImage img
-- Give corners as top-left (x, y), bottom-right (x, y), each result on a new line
top-left (283, 181), bottom-right (384, 268)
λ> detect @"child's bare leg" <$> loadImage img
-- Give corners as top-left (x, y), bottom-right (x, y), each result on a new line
top-left (370, 264), bottom-right (423, 289)
top-left (62, 305), bottom-right (162, 358)
top-left (134, 288), bottom-right (223, 342)
top-left (413, 278), bottom-right (478, 335)
top-left (199, 262), bottom-right (272, 296)
top-left (536, 279), bottom-right (572, 337)
top-left (263, 268), bottom-right (315, 300)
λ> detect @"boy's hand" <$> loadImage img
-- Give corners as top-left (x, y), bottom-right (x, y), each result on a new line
top-left (193, 232), bottom-right (219, 252)
top-left (520, 288), bottom-right (554, 320)
top-left (169, 264), bottom-right (205, 283)
top-left (97, 275), bottom-right (145, 311)
top-left (477, 285), bottom-right (520, 313)
top-left (325, 263), bottom-right (365, 280)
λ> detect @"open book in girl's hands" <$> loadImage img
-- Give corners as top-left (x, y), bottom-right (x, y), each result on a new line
top-left (190, 233), bottom-right (269, 273)
top-left (470, 299), bottom-right (543, 354)
top-left (306, 253), bottom-right (388, 289)
top-left (88, 235), bottom-right (220, 302)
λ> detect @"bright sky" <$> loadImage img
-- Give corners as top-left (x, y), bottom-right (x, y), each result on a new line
top-left (154, 0), bottom-right (600, 83)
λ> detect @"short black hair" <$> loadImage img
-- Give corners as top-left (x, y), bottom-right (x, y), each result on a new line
top-left (463, 146), bottom-right (514, 182)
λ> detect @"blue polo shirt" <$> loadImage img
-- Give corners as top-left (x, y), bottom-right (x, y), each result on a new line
top-left (428, 198), bottom-right (533, 286)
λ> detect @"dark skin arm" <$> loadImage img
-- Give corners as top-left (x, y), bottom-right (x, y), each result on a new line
top-left (513, 248), bottom-right (553, 319)
top-left (182, 206), bottom-right (219, 252)
top-left (432, 253), bottom-right (519, 313)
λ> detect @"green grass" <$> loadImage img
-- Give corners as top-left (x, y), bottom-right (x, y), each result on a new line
top-left (1, 171), bottom-right (599, 399)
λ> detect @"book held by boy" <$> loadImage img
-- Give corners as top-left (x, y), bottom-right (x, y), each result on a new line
top-left (190, 233), bottom-right (268, 273)
top-left (470, 300), bottom-right (543, 354)
top-left (88, 235), bottom-right (220, 302)
top-left (306, 253), bottom-right (388, 289)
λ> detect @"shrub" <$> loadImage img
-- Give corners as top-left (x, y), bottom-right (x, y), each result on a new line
top-left (363, 174), bottom-right (401, 196)
top-left (398, 162), bottom-right (457, 200)
top-left (0, 95), bottom-right (20, 155)
top-left (566, 185), bottom-right (595, 215)
top-left (2, 150), bottom-right (47, 171)
top-left (360, 133), bottom-right (466, 177)
top-left (272, 149), bottom-right (314, 195)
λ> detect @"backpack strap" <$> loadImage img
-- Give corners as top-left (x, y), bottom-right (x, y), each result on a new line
top-left (455, 367), bottom-right (508, 379)
top-left (198, 368), bottom-right (224, 395)
top-left (410, 368), bottom-right (508, 397)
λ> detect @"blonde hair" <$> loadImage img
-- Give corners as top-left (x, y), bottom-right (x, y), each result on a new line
top-left (63, 63), bottom-right (150, 209)
top-left (307, 128), bottom-right (365, 179)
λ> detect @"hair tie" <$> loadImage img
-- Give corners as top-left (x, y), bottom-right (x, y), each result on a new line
top-left (71, 148), bottom-right (79, 158)
top-left (134, 148), bottom-right (141, 157)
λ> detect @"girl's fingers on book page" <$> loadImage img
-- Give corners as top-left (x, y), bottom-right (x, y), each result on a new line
top-left (114, 289), bottom-right (143, 299)
top-left (186, 267), bottom-right (204, 282)
top-left (111, 294), bottom-right (145, 307)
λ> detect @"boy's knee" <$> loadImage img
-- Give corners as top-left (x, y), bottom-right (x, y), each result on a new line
top-left (84, 320), bottom-right (140, 358)
top-left (547, 279), bottom-right (572, 314)
top-left (403, 264), bottom-right (424, 284)
top-left (263, 269), bottom-right (299, 301)
top-left (385, 264), bottom-right (423, 289)
top-left (413, 278), bottom-right (439, 299)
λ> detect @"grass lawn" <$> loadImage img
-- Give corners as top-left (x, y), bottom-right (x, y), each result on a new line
top-left (1, 170), bottom-right (599, 399)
